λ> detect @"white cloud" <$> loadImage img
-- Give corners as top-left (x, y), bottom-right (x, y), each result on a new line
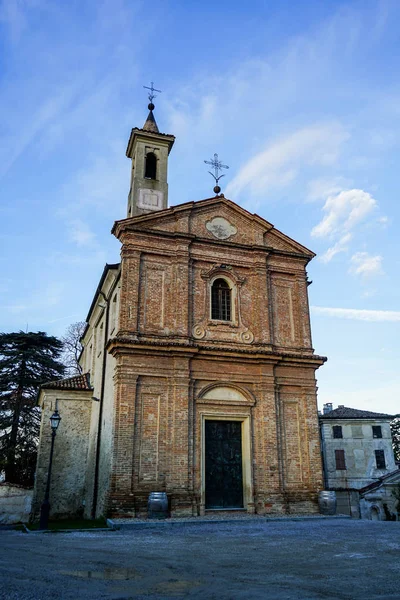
top-left (349, 251), bottom-right (383, 278)
top-left (311, 306), bottom-right (399, 322)
top-left (225, 123), bottom-right (349, 199)
top-left (318, 233), bottom-right (352, 263)
top-left (311, 188), bottom-right (377, 239)
top-left (377, 215), bottom-right (389, 226)
top-left (307, 177), bottom-right (351, 202)
top-left (68, 219), bottom-right (97, 247)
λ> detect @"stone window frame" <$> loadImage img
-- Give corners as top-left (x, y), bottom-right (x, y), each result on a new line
top-left (201, 265), bottom-right (245, 329)
top-left (372, 425), bottom-right (382, 439)
top-left (332, 425), bottom-right (343, 439)
top-left (210, 276), bottom-right (233, 322)
top-left (335, 449), bottom-right (346, 470)
top-left (375, 449), bottom-right (386, 470)
top-left (110, 292), bottom-right (119, 335)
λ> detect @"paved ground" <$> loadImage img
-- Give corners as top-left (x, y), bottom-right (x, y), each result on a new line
top-left (1, 518), bottom-right (399, 599)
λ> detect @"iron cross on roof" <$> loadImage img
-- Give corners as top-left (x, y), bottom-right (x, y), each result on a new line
top-left (204, 153), bottom-right (229, 195)
top-left (143, 81), bottom-right (161, 104)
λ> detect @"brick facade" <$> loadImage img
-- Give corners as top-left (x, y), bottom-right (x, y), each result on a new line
top-left (103, 197), bottom-right (326, 517)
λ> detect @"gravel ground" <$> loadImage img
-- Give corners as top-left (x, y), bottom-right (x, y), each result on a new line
top-left (1, 518), bottom-right (399, 600)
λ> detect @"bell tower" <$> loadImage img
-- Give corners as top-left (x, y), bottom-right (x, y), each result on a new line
top-left (126, 84), bottom-right (175, 217)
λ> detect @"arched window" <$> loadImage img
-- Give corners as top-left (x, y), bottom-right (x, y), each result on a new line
top-left (211, 278), bottom-right (231, 321)
top-left (144, 152), bottom-right (157, 179)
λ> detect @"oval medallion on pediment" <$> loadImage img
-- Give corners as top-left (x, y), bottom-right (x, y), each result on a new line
top-left (206, 217), bottom-right (237, 240)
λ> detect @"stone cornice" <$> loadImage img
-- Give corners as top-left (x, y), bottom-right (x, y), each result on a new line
top-left (107, 335), bottom-right (326, 366)
top-left (114, 226), bottom-right (311, 263)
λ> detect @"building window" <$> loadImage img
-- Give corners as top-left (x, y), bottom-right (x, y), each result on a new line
top-left (375, 449), bottom-right (386, 469)
top-left (372, 426), bottom-right (382, 439)
top-left (111, 293), bottom-right (118, 333)
top-left (332, 426), bottom-right (343, 439)
top-left (335, 449), bottom-right (346, 470)
top-left (211, 278), bottom-right (231, 321)
top-left (97, 322), bottom-right (104, 357)
top-left (144, 152), bottom-right (157, 179)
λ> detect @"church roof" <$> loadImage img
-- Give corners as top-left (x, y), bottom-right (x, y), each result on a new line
top-left (319, 406), bottom-right (395, 420)
top-left (112, 196), bottom-right (316, 259)
top-left (142, 109), bottom-right (159, 133)
top-left (84, 263), bottom-right (120, 323)
top-left (41, 372), bottom-right (93, 391)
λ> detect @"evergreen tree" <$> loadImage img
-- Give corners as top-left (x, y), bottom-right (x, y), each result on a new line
top-left (0, 332), bottom-right (65, 486)
top-left (391, 417), bottom-right (400, 463)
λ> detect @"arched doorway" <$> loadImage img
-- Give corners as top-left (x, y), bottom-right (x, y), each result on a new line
top-left (371, 506), bottom-right (380, 521)
top-left (197, 384), bottom-right (255, 513)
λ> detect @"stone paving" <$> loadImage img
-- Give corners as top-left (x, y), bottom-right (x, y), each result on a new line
top-left (1, 518), bottom-right (399, 599)
top-left (109, 512), bottom-right (349, 529)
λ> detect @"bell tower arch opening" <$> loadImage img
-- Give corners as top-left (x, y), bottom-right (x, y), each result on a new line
top-left (144, 152), bottom-right (157, 180)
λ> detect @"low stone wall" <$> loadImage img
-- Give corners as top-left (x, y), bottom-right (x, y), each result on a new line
top-left (0, 483), bottom-right (33, 524)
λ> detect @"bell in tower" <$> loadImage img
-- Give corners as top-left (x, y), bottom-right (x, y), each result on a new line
top-left (126, 83), bottom-right (175, 217)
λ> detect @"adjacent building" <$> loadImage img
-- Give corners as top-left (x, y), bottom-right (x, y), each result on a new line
top-left (319, 404), bottom-right (397, 516)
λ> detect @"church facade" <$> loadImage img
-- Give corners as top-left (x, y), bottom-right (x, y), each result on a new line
top-left (32, 103), bottom-right (326, 519)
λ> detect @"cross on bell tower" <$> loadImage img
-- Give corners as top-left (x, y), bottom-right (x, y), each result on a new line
top-left (125, 83), bottom-right (175, 217)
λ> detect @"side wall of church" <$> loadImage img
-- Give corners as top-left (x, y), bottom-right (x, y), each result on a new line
top-left (80, 270), bottom-right (120, 518)
top-left (32, 390), bottom-right (92, 519)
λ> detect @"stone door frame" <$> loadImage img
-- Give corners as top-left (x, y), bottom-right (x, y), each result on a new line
top-left (199, 412), bottom-right (253, 515)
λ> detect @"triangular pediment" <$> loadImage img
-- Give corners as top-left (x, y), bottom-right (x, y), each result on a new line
top-left (112, 197), bottom-right (314, 258)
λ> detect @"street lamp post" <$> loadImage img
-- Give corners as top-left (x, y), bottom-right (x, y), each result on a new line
top-left (39, 408), bottom-right (61, 530)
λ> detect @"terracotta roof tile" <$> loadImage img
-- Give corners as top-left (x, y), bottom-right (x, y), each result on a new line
top-left (41, 373), bottom-right (92, 391)
top-left (320, 406), bottom-right (395, 420)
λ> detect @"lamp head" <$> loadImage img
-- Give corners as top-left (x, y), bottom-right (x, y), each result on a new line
top-left (50, 409), bottom-right (61, 431)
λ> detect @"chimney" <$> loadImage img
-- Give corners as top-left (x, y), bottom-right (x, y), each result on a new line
top-left (323, 403), bottom-right (333, 415)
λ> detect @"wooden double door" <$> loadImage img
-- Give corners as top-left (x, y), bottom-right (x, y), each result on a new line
top-left (205, 420), bottom-right (244, 509)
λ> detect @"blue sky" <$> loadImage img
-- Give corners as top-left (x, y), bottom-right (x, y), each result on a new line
top-left (0, 0), bottom-right (399, 414)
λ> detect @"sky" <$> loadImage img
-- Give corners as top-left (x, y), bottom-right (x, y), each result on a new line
top-left (0, 0), bottom-right (399, 415)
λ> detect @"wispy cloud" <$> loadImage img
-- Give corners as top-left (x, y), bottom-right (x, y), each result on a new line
top-left (68, 219), bottom-right (97, 247)
top-left (311, 306), bottom-right (399, 322)
top-left (225, 123), bottom-right (349, 200)
top-left (318, 233), bottom-right (352, 264)
top-left (0, 0), bottom-right (35, 43)
top-left (59, 142), bottom-right (128, 218)
top-left (311, 188), bottom-right (377, 239)
top-left (349, 252), bottom-right (384, 278)
top-left (0, 82), bottom-right (82, 178)
top-left (45, 250), bottom-right (108, 268)
top-left (0, 281), bottom-right (65, 317)
top-left (307, 177), bottom-right (351, 202)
